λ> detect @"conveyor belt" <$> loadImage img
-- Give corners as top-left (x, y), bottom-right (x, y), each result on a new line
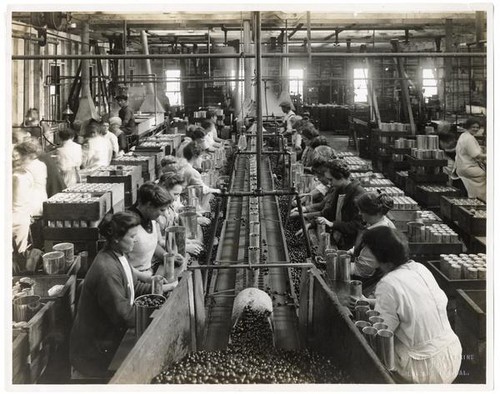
top-left (204, 153), bottom-right (299, 351)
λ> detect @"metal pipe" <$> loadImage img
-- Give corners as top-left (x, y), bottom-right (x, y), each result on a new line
top-left (139, 30), bottom-right (155, 96)
top-left (12, 52), bottom-right (487, 60)
top-left (220, 189), bottom-right (299, 197)
top-left (243, 19), bottom-right (252, 104)
top-left (255, 11), bottom-right (263, 193)
top-left (237, 150), bottom-right (288, 155)
top-left (80, 23), bottom-right (91, 98)
top-left (188, 262), bottom-right (314, 270)
top-left (295, 191), bottom-right (313, 258)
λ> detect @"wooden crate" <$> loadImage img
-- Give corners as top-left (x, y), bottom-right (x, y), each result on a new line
top-left (454, 289), bottom-right (486, 384)
top-left (13, 275), bottom-right (76, 342)
top-left (455, 205), bottom-right (487, 236)
top-left (408, 172), bottom-right (449, 184)
top-left (43, 193), bottom-right (110, 222)
top-left (406, 155), bottom-right (448, 167)
top-left (426, 262), bottom-right (486, 296)
top-left (456, 289), bottom-right (486, 339)
top-left (63, 183), bottom-right (125, 213)
top-left (387, 210), bottom-right (442, 233)
top-left (111, 155), bottom-right (156, 182)
top-left (415, 186), bottom-right (461, 207)
top-left (12, 331), bottom-right (29, 384)
top-left (13, 301), bottom-right (54, 356)
top-left (87, 165), bottom-right (143, 207)
top-left (409, 242), bottom-right (463, 258)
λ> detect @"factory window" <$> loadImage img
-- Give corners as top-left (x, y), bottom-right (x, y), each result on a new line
top-left (289, 69), bottom-right (304, 97)
top-left (422, 68), bottom-right (438, 98)
top-left (165, 69), bottom-right (182, 106)
top-left (353, 68), bottom-right (369, 103)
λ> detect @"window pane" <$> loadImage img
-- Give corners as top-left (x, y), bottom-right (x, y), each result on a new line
top-left (289, 69), bottom-right (304, 97)
top-left (165, 69), bottom-right (181, 106)
top-left (353, 68), bottom-right (369, 103)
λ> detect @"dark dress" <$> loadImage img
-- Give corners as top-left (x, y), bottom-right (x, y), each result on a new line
top-left (69, 246), bottom-right (150, 377)
top-left (322, 179), bottom-right (365, 250)
top-left (118, 105), bottom-right (137, 135)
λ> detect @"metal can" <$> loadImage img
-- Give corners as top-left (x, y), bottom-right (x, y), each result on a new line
top-left (350, 280), bottom-right (363, 299)
top-left (151, 275), bottom-right (165, 295)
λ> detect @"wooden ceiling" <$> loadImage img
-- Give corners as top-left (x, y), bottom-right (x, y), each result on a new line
top-left (11, 11), bottom-right (482, 50)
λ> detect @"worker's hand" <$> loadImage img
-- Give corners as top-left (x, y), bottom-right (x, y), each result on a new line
top-left (25, 248), bottom-right (43, 272)
top-left (212, 188), bottom-right (222, 195)
top-left (197, 216), bottom-right (211, 226)
top-left (347, 294), bottom-right (370, 311)
top-left (186, 242), bottom-right (203, 256)
top-left (290, 208), bottom-right (300, 218)
top-left (162, 280), bottom-right (179, 293)
top-left (316, 217), bottom-right (333, 228)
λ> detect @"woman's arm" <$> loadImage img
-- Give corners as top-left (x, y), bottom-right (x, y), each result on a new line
top-left (95, 266), bottom-right (135, 328)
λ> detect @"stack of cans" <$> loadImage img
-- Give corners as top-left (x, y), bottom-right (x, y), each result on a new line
top-left (440, 253), bottom-right (487, 280)
top-left (423, 223), bottom-right (459, 243)
top-left (392, 196), bottom-right (419, 210)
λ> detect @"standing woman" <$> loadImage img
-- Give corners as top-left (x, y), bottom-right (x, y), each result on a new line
top-left (348, 192), bottom-right (395, 279)
top-left (454, 117), bottom-right (487, 201)
top-left (70, 211), bottom-right (177, 378)
top-left (56, 127), bottom-right (82, 188)
top-left (81, 119), bottom-right (112, 169)
top-left (360, 227), bottom-right (462, 384)
top-left (12, 140), bottom-right (48, 218)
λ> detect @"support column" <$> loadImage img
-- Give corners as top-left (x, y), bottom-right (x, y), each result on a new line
top-left (254, 12), bottom-right (263, 193)
top-left (475, 11), bottom-right (485, 49)
top-left (243, 19), bottom-right (253, 104)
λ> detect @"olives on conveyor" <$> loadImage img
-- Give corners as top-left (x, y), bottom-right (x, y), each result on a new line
top-left (135, 295), bottom-right (166, 308)
top-left (152, 305), bottom-right (352, 384)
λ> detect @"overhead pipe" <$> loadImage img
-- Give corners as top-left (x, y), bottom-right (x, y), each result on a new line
top-left (243, 19), bottom-right (253, 104)
top-left (13, 52), bottom-right (486, 60)
top-left (139, 30), bottom-right (165, 113)
top-left (255, 11), bottom-right (263, 193)
top-left (74, 22), bottom-right (99, 125)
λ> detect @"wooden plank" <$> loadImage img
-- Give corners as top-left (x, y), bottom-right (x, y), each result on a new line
top-left (110, 271), bottom-right (194, 384)
top-left (13, 301), bottom-right (54, 355)
top-left (12, 332), bottom-right (29, 381)
top-left (302, 268), bottom-right (395, 383)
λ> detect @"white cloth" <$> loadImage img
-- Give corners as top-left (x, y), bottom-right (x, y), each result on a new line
top-left (176, 137), bottom-right (192, 159)
top-left (178, 162), bottom-right (217, 195)
top-left (315, 183), bottom-right (329, 196)
top-left (57, 140), bottom-right (83, 187)
top-left (127, 222), bottom-right (161, 272)
top-left (375, 261), bottom-right (462, 383)
top-left (283, 110), bottom-right (296, 133)
top-left (25, 159), bottom-right (48, 217)
top-left (82, 136), bottom-right (112, 170)
top-left (350, 216), bottom-right (396, 278)
top-left (335, 194), bottom-right (346, 222)
top-left (118, 255), bottom-right (135, 306)
top-left (12, 170), bottom-right (35, 254)
top-left (104, 132), bottom-right (119, 156)
top-left (455, 131), bottom-right (486, 200)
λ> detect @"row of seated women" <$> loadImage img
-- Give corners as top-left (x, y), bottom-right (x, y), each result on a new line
top-left (69, 147), bottom-right (224, 377)
top-left (286, 123), bottom-right (461, 384)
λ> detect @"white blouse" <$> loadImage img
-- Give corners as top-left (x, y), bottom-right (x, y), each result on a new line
top-left (118, 255), bottom-right (135, 306)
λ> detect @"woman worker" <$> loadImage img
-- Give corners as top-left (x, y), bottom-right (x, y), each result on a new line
top-left (127, 182), bottom-right (172, 282)
top-left (157, 172), bottom-right (204, 257)
top-left (178, 142), bottom-right (221, 195)
top-left (347, 192), bottom-right (395, 280)
top-left (56, 126), bottom-right (82, 187)
top-left (454, 117), bottom-right (487, 201)
top-left (293, 159), bottom-right (365, 250)
top-left (70, 211), bottom-right (178, 378)
top-left (353, 226), bottom-right (462, 384)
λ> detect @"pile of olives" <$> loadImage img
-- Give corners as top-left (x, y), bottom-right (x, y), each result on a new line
top-left (135, 295), bottom-right (166, 308)
top-left (153, 306), bottom-right (351, 384)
